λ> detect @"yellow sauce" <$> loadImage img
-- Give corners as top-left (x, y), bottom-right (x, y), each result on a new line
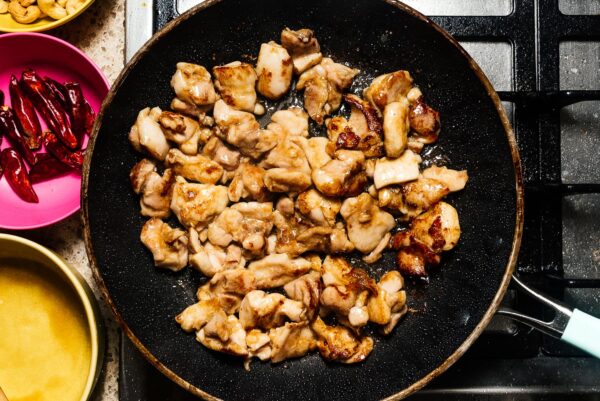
top-left (0, 263), bottom-right (91, 401)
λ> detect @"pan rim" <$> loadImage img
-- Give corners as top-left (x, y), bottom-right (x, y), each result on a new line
top-left (81, 0), bottom-right (524, 400)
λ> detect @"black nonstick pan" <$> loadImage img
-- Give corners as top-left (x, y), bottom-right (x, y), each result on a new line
top-left (83, 0), bottom-right (524, 399)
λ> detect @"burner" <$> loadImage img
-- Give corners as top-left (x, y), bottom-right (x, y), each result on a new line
top-left (121, 0), bottom-right (600, 399)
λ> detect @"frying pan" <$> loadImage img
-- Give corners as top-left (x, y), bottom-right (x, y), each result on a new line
top-left (82, 0), bottom-right (599, 400)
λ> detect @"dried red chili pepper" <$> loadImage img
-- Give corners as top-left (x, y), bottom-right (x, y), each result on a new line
top-left (10, 75), bottom-right (42, 150)
top-left (0, 106), bottom-right (37, 165)
top-left (0, 148), bottom-right (39, 203)
top-left (83, 99), bottom-right (96, 135)
top-left (44, 77), bottom-right (70, 111)
top-left (65, 82), bottom-right (87, 147)
top-left (29, 153), bottom-right (74, 183)
top-left (42, 131), bottom-right (84, 169)
top-left (21, 69), bottom-right (78, 150)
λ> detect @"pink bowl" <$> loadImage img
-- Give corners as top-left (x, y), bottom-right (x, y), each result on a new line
top-left (0, 33), bottom-right (109, 230)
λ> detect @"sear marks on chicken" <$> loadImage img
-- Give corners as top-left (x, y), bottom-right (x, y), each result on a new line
top-left (129, 27), bottom-right (468, 367)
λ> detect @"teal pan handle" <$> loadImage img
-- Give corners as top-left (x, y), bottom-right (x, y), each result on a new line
top-left (497, 275), bottom-right (600, 359)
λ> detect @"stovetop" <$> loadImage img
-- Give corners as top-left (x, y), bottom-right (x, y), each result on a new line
top-left (121, 0), bottom-right (600, 399)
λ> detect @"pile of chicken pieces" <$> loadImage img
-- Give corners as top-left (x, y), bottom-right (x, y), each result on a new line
top-left (129, 28), bottom-right (468, 368)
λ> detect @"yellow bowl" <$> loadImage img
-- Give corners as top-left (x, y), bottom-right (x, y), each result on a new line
top-left (0, 0), bottom-right (95, 32)
top-left (0, 233), bottom-right (104, 401)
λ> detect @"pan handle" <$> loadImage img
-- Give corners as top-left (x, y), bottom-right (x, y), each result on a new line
top-left (497, 275), bottom-right (600, 358)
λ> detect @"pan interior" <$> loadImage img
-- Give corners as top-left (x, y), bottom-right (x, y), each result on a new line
top-left (85, 0), bottom-right (518, 399)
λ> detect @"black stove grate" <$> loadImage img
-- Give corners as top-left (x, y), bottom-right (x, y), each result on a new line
top-left (119, 1), bottom-right (600, 400)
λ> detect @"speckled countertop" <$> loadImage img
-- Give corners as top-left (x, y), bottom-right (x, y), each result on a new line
top-left (1, 1), bottom-right (125, 400)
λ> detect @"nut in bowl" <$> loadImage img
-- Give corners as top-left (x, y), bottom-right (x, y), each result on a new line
top-left (0, 0), bottom-right (94, 32)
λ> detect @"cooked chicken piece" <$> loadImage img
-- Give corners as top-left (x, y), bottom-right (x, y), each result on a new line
top-left (171, 62), bottom-right (218, 107)
top-left (157, 111), bottom-right (199, 146)
top-left (202, 136), bottom-right (241, 172)
top-left (280, 28), bottom-right (323, 74)
top-left (422, 165), bottom-right (468, 192)
top-left (311, 317), bottom-right (374, 364)
top-left (406, 87), bottom-right (423, 104)
top-left (373, 150), bottom-right (422, 189)
top-left (411, 201), bottom-right (461, 251)
top-left (366, 270), bottom-right (407, 329)
top-left (275, 196), bottom-right (295, 216)
top-left (170, 97), bottom-right (208, 119)
top-left (261, 132), bottom-right (311, 174)
top-left (344, 94), bottom-right (383, 136)
top-left (264, 168), bottom-right (312, 193)
top-left (363, 70), bottom-right (413, 114)
top-left (296, 189), bottom-right (341, 227)
top-left (207, 202), bottom-right (274, 254)
top-left (170, 177), bottom-right (229, 228)
top-left (270, 108), bottom-right (309, 137)
top-left (197, 312), bottom-right (248, 357)
top-left (196, 268), bottom-right (257, 314)
top-left (213, 100), bottom-right (277, 158)
top-left (213, 61), bottom-right (261, 114)
top-left (239, 290), bottom-right (306, 330)
top-left (297, 58), bottom-right (359, 124)
top-left (407, 136), bottom-right (425, 154)
top-left (378, 178), bottom-right (449, 219)
top-left (248, 253), bottom-right (313, 288)
top-left (326, 113), bottom-right (384, 158)
top-left (340, 193), bottom-right (395, 254)
top-left (362, 232), bottom-right (391, 264)
top-left (176, 298), bottom-right (222, 332)
top-left (130, 159), bottom-right (175, 217)
top-left (312, 150), bottom-right (367, 197)
top-left (391, 230), bottom-right (441, 277)
top-left (330, 225), bottom-right (356, 253)
top-left (165, 148), bottom-right (223, 184)
top-left (409, 96), bottom-right (441, 144)
top-left (128, 107), bottom-right (170, 161)
top-left (140, 217), bottom-right (188, 271)
top-left (294, 137), bottom-right (331, 170)
top-left (383, 98), bottom-right (410, 158)
top-left (256, 42), bottom-right (293, 100)
top-left (246, 329), bottom-right (272, 363)
top-left (269, 321), bottom-right (316, 363)
top-left (227, 163), bottom-right (269, 202)
top-left (284, 271), bottom-right (321, 320)
top-left (189, 239), bottom-right (245, 277)
top-left (347, 291), bottom-right (370, 327)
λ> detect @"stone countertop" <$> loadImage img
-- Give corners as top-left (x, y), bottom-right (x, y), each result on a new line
top-left (1, 1), bottom-right (125, 400)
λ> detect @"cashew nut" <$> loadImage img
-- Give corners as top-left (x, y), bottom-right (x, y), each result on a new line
top-left (65, 0), bottom-right (84, 15)
top-left (17, 0), bottom-right (36, 6)
top-left (8, 0), bottom-right (41, 23)
top-left (38, 0), bottom-right (67, 20)
top-left (0, 0), bottom-right (9, 14)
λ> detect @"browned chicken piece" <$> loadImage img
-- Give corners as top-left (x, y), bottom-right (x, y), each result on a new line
top-left (373, 150), bottom-right (422, 189)
top-left (296, 189), bottom-right (341, 227)
top-left (256, 41), bottom-right (293, 100)
top-left (207, 202), bottom-right (274, 254)
top-left (213, 100), bottom-right (277, 159)
top-left (383, 98), bottom-right (410, 158)
top-left (269, 321), bottom-right (317, 363)
top-left (422, 165), bottom-right (469, 192)
top-left (239, 290), bottom-right (306, 330)
top-left (363, 70), bottom-right (413, 114)
top-left (409, 96), bottom-right (441, 144)
top-left (201, 136), bottom-right (241, 173)
top-left (377, 271), bottom-right (408, 335)
top-left (284, 271), bottom-right (321, 320)
top-left (270, 108), bottom-right (309, 137)
top-left (171, 62), bottom-right (218, 109)
top-left (378, 178), bottom-right (450, 220)
top-left (294, 137), bottom-right (331, 170)
top-left (340, 193), bottom-right (395, 254)
top-left (366, 271), bottom-right (406, 326)
top-left (157, 110), bottom-right (200, 146)
top-left (411, 201), bottom-right (461, 251)
top-left (312, 150), bottom-right (367, 197)
top-left (280, 28), bottom-right (323, 74)
top-left (188, 235), bottom-right (246, 277)
top-left (130, 159), bottom-right (174, 218)
top-left (311, 317), bottom-right (374, 364)
top-left (197, 268), bottom-right (257, 314)
top-left (297, 58), bottom-right (359, 124)
top-left (128, 107), bottom-right (170, 161)
top-left (165, 148), bottom-right (224, 184)
top-left (197, 312), bottom-right (248, 357)
top-left (245, 329), bottom-right (272, 364)
top-left (170, 97), bottom-right (209, 119)
top-left (345, 94), bottom-right (383, 135)
top-left (362, 232), bottom-right (391, 264)
top-left (248, 253), bottom-right (313, 288)
top-left (264, 168), bottom-right (312, 193)
top-left (179, 125), bottom-right (213, 156)
top-left (170, 177), bottom-right (229, 228)
top-left (228, 163), bottom-right (270, 202)
top-left (176, 298), bottom-right (222, 332)
top-left (140, 217), bottom-right (188, 271)
top-left (213, 61), bottom-right (262, 114)
top-left (392, 230), bottom-right (441, 277)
